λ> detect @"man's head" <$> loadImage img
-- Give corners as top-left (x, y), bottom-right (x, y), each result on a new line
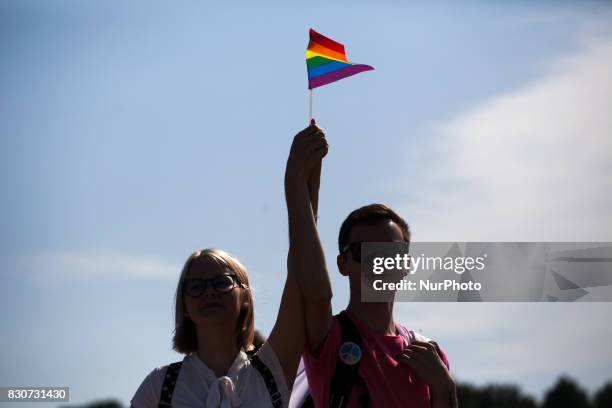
top-left (337, 204), bottom-right (410, 297)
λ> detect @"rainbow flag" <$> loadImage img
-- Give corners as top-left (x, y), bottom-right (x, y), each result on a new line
top-left (306, 28), bottom-right (374, 89)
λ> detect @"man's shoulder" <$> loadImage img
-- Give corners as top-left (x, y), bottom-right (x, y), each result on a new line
top-left (131, 359), bottom-right (185, 408)
top-left (409, 330), bottom-right (434, 343)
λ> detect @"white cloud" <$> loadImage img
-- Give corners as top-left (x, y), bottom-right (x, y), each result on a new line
top-left (21, 250), bottom-right (180, 283)
top-left (392, 33), bottom-right (612, 397)
top-left (401, 36), bottom-right (612, 242)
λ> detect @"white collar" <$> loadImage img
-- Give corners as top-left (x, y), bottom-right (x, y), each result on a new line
top-left (187, 351), bottom-right (250, 408)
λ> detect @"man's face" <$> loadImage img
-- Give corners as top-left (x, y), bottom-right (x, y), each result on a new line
top-left (337, 219), bottom-right (405, 291)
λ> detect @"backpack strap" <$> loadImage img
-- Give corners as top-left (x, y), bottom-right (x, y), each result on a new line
top-left (158, 361), bottom-right (182, 408)
top-left (395, 323), bottom-right (415, 345)
top-left (250, 353), bottom-right (283, 408)
top-left (408, 330), bottom-right (443, 358)
top-left (329, 313), bottom-right (370, 408)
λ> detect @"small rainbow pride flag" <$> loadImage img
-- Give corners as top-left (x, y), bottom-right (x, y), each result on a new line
top-left (306, 28), bottom-right (374, 89)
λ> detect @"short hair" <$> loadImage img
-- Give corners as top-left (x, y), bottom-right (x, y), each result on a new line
top-left (172, 248), bottom-right (255, 354)
top-left (338, 203), bottom-right (410, 256)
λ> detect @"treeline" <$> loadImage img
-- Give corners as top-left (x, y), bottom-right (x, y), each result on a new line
top-left (457, 377), bottom-right (612, 408)
top-left (63, 376), bottom-right (612, 408)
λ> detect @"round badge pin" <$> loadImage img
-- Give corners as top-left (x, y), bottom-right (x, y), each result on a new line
top-left (338, 341), bottom-right (362, 365)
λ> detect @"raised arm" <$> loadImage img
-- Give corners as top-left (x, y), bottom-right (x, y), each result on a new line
top-left (267, 120), bottom-right (331, 387)
top-left (285, 120), bottom-right (332, 353)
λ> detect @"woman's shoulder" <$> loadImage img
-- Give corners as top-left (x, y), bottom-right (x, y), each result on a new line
top-left (148, 359), bottom-right (186, 384)
top-left (248, 341), bottom-right (291, 407)
top-left (250, 340), bottom-right (281, 369)
top-left (130, 359), bottom-right (185, 408)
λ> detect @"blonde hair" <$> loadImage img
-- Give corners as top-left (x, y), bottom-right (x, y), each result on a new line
top-left (172, 248), bottom-right (255, 354)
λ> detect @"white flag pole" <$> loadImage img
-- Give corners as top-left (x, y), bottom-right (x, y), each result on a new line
top-left (308, 89), bottom-right (313, 124)
top-left (306, 88), bottom-right (320, 219)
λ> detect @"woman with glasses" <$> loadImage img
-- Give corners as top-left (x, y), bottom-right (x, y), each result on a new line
top-left (130, 120), bottom-right (328, 408)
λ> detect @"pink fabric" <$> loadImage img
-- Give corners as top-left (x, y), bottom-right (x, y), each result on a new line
top-left (303, 310), bottom-right (449, 408)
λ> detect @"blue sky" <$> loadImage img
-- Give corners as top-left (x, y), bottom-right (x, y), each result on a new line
top-left (1, 0), bottom-right (611, 406)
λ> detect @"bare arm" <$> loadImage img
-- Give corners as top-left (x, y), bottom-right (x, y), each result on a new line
top-left (267, 252), bottom-right (305, 388)
top-left (398, 341), bottom-right (458, 408)
top-left (267, 120), bottom-right (331, 386)
top-left (285, 121), bottom-right (332, 356)
top-left (308, 159), bottom-right (321, 219)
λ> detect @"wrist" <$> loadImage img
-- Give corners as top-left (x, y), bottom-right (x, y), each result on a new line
top-left (431, 375), bottom-right (455, 393)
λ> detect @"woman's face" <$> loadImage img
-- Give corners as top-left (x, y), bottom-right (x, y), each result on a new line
top-left (183, 257), bottom-right (245, 330)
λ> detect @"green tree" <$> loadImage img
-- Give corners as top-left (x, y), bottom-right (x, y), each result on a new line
top-left (593, 382), bottom-right (612, 408)
top-left (457, 383), bottom-right (536, 408)
top-left (542, 376), bottom-right (590, 408)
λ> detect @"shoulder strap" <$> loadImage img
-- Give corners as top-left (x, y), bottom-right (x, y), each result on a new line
top-left (250, 353), bottom-right (283, 408)
top-left (395, 323), bottom-right (415, 345)
top-left (246, 344), bottom-right (262, 357)
top-left (410, 330), bottom-right (432, 343)
top-left (396, 324), bottom-right (437, 346)
top-left (407, 330), bottom-right (444, 361)
top-left (158, 361), bottom-right (182, 408)
top-left (329, 313), bottom-right (370, 408)
top-left (158, 354), bottom-right (284, 408)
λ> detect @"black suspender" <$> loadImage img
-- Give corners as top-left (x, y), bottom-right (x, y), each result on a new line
top-left (158, 361), bottom-right (182, 408)
top-left (157, 351), bottom-right (282, 408)
top-left (250, 353), bottom-right (283, 408)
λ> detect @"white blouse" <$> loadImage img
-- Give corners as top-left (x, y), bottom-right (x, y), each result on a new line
top-left (131, 342), bottom-right (289, 408)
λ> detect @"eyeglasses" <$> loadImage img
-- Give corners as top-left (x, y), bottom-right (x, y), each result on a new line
top-left (183, 275), bottom-right (241, 297)
top-left (341, 241), bottom-right (409, 263)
